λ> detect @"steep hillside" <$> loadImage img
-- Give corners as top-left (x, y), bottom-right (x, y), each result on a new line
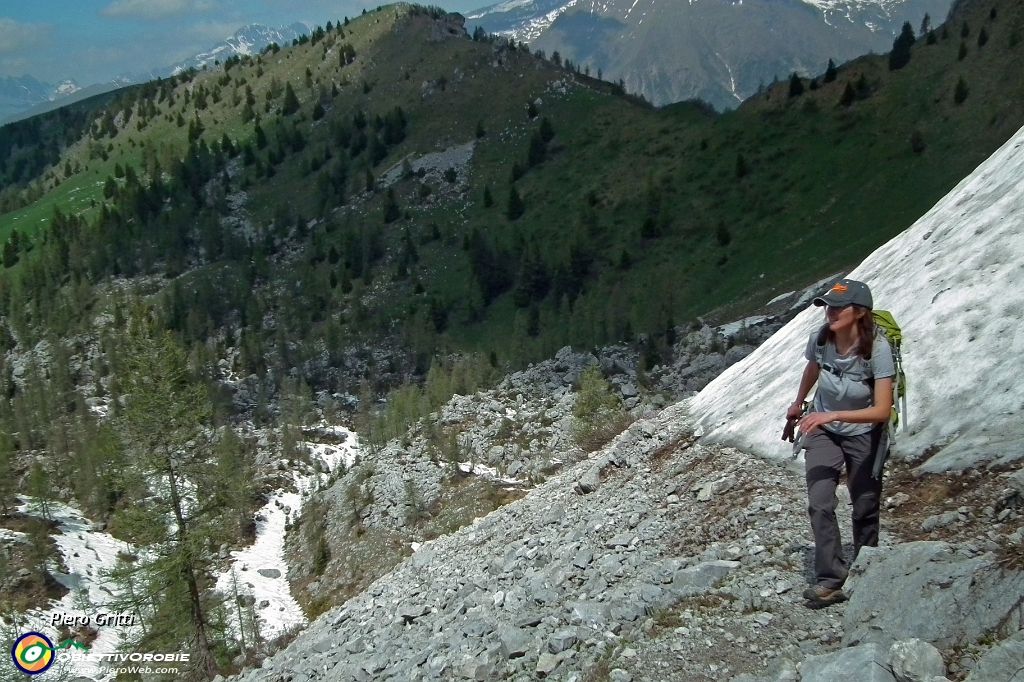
top-left (1, 0), bottom-right (1022, 389)
top-left (470, 0), bottom-right (955, 108)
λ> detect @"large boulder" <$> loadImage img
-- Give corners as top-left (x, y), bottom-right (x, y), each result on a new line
top-left (843, 542), bottom-right (1024, 650)
top-left (887, 638), bottom-right (946, 682)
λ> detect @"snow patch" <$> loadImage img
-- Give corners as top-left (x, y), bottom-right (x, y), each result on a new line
top-left (213, 425), bottom-right (361, 641)
top-left (17, 499), bottom-right (143, 682)
top-left (689, 125), bottom-right (1024, 472)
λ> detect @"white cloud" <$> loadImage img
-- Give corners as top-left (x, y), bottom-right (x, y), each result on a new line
top-left (185, 19), bottom-right (245, 43)
top-left (0, 18), bottom-right (52, 53)
top-left (101, 0), bottom-right (213, 20)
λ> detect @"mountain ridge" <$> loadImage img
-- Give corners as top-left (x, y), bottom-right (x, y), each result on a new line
top-left (468, 0), bottom-right (955, 108)
top-left (0, 22), bottom-right (309, 125)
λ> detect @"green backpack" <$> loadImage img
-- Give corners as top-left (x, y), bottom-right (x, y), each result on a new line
top-left (871, 310), bottom-right (907, 431)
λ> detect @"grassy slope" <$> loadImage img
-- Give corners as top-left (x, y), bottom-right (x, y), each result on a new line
top-left (0, 0), bottom-right (1021, 365)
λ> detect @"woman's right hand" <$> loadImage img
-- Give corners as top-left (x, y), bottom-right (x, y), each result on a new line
top-left (786, 401), bottom-right (803, 420)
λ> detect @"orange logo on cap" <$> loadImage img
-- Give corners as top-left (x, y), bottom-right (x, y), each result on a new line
top-left (830, 284), bottom-right (848, 293)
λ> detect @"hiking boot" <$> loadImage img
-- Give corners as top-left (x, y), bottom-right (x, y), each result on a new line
top-left (802, 585), bottom-right (847, 604)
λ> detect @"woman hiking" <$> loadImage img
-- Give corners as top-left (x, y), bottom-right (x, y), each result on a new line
top-left (787, 279), bottom-right (894, 605)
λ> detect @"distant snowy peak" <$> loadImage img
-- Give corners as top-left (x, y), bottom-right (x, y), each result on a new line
top-left (469, 0), bottom-right (927, 41)
top-left (466, 0), bottom-right (952, 109)
top-left (171, 23), bottom-right (309, 75)
top-left (467, 0), bottom-right (575, 41)
top-left (52, 79), bottom-right (81, 99)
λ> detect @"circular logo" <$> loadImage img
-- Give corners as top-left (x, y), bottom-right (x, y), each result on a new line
top-left (11, 632), bottom-right (54, 675)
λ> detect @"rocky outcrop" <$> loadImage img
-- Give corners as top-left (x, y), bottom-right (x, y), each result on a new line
top-left (843, 541), bottom-right (1024, 650)
top-left (430, 13), bottom-right (467, 41)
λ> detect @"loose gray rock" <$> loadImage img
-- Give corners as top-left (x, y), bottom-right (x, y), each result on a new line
top-left (1007, 468), bottom-right (1024, 496)
top-left (576, 468), bottom-right (601, 494)
top-left (671, 560), bottom-right (740, 596)
top-left (800, 643), bottom-right (895, 682)
top-left (920, 511), bottom-right (960, 532)
top-left (536, 652), bottom-right (559, 676)
top-left (888, 639), bottom-right (946, 682)
top-left (696, 475), bottom-right (736, 501)
top-left (548, 628), bottom-right (578, 653)
top-left (498, 627), bottom-right (532, 659)
top-left (256, 568), bottom-right (281, 579)
top-left (606, 533), bottom-right (635, 548)
top-left (572, 549), bottom-right (594, 569)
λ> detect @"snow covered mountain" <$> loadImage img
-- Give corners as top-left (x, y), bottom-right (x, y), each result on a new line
top-left (691, 123), bottom-right (1024, 473)
top-left (466, 0), bottom-right (955, 108)
top-left (0, 76), bottom-right (81, 123)
top-left (168, 23), bottom-right (310, 75)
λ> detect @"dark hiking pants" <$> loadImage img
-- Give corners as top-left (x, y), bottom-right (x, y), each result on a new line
top-left (804, 426), bottom-right (884, 589)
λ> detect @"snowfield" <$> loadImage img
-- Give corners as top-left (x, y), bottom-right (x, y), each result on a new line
top-left (689, 123), bottom-right (1024, 472)
top-left (17, 499), bottom-right (143, 682)
top-left (213, 425), bottom-right (361, 641)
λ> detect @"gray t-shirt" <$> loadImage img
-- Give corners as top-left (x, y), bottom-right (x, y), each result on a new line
top-left (804, 330), bottom-right (895, 436)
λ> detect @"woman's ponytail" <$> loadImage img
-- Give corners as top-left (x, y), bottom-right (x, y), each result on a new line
top-left (854, 305), bottom-right (875, 359)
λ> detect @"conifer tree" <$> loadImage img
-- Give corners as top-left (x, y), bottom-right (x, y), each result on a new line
top-left (383, 187), bottom-right (401, 223)
top-left (839, 81), bottom-right (856, 106)
top-left (282, 82), bottom-right (300, 115)
top-left (889, 21), bottom-right (916, 70)
top-left (788, 73), bottom-right (804, 97)
top-left (112, 317), bottom-right (222, 679)
top-left (953, 76), bottom-right (969, 104)
top-left (507, 185), bottom-right (525, 220)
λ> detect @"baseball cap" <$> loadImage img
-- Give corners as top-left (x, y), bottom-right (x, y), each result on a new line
top-left (812, 278), bottom-right (873, 309)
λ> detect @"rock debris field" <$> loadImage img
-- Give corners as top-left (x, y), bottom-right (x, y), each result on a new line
top-left (234, 397), bottom-right (1024, 682)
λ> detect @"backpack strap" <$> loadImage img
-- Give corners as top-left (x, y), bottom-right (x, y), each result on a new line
top-left (813, 324), bottom-right (828, 367)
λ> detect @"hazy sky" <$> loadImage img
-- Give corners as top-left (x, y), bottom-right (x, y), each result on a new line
top-left (1, 0), bottom-right (486, 85)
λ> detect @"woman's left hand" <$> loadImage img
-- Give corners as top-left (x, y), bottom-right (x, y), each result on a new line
top-left (798, 411), bottom-right (837, 434)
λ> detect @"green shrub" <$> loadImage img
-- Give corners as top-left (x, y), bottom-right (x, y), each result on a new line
top-left (571, 365), bottom-right (621, 446)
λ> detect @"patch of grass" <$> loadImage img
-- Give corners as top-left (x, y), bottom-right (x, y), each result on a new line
top-left (650, 606), bottom-right (683, 634)
top-left (576, 412), bottom-right (635, 453)
top-left (422, 477), bottom-right (525, 540)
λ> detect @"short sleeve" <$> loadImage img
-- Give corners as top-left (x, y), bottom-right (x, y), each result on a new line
top-left (871, 335), bottom-right (895, 379)
top-left (804, 332), bottom-right (818, 363)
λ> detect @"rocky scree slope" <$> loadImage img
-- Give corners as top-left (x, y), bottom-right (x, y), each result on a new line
top-left (282, 314), bottom-right (785, 617)
top-left (237, 395), bottom-right (1024, 682)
